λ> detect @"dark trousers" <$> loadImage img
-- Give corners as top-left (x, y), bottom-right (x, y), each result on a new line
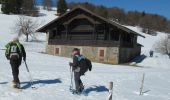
top-left (74, 72), bottom-right (82, 91)
top-left (150, 51), bottom-right (154, 57)
top-left (10, 59), bottom-right (21, 83)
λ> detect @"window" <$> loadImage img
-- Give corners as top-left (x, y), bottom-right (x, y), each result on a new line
top-left (96, 24), bottom-right (107, 40)
top-left (99, 49), bottom-right (105, 57)
top-left (110, 32), bottom-right (120, 41)
top-left (55, 48), bottom-right (60, 55)
top-left (56, 29), bottom-right (62, 39)
top-left (123, 34), bottom-right (132, 43)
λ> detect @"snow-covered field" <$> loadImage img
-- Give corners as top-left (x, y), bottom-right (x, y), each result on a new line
top-left (0, 5), bottom-right (170, 100)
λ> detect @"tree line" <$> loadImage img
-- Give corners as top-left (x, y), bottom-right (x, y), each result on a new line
top-left (0, 0), bottom-right (68, 16)
top-left (42, 0), bottom-right (67, 15)
top-left (68, 2), bottom-right (170, 34)
top-left (1, 0), bottom-right (170, 34)
top-left (0, 0), bottom-right (38, 16)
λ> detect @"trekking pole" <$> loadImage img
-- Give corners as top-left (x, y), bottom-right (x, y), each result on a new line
top-left (24, 61), bottom-right (36, 89)
top-left (69, 65), bottom-right (73, 91)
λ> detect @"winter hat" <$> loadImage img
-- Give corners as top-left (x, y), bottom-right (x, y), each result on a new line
top-left (72, 48), bottom-right (80, 52)
top-left (13, 37), bottom-right (19, 42)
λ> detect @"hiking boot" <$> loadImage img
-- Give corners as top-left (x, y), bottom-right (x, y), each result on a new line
top-left (12, 80), bottom-right (16, 84)
top-left (78, 83), bottom-right (84, 93)
top-left (13, 83), bottom-right (20, 89)
top-left (12, 80), bottom-right (20, 89)
top-left (73, 90), bottom-right (81, 95)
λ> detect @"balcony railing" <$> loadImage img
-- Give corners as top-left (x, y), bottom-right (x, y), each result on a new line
top-left (48, 39), bottom-right (120, 47)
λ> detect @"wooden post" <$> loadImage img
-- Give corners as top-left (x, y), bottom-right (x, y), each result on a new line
top-left (119, 33), bottom-right (122, 47)
top-left (108, 28), bottom-right (111, 40)
top-left (65, 24), bottom-right (68, 40)
top-left (108, 82), bottom-right (113, 100)
top-left (140, 73), bottom-right (145, 95)
top-left (56, 27), bottom-right (58, 39)
top-left (93, 21), bottom-right (96, 40)
top-left (104, 23), bottom-right (106, 40)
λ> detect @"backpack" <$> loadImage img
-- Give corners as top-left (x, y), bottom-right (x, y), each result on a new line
top-left (76, 55), bottom-right (92, 76)
top-left (8, 43), bottom-right (21, 60)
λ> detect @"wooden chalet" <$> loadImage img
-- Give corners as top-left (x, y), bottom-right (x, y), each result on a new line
top-left (37, 6), bottom-right (144, 64)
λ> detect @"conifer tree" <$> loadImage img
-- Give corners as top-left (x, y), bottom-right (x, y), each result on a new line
top-left (57, 0), bottom-right (68, 15)
top-left (1, 0), bottom-right (23, 14)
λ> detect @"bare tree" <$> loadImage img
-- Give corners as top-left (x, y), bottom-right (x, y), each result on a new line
top-left (13, 16), bottom-right (41, 42)
top-left (154, 35), bottom-right (170, 55)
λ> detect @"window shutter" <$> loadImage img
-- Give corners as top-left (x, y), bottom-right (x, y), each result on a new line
top-left (55, 48), bottom-right (60, 55)
top-left (99, 49), bottom-right (104, 57)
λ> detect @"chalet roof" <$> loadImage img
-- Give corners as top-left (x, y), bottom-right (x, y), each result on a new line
top-left (37, 6), bottom-right (145, 38)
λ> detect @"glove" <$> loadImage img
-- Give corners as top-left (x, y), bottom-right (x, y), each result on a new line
top-left (69, 62), bottom-right (73, 66)
top-left (6, 56), bottom-right (10, 60)
top-left (23, 57), bottom-right (26, 61)
top-left (89, 66), bottom-right (92, 71)
top-left (5, 54), bottom-right (10, 60)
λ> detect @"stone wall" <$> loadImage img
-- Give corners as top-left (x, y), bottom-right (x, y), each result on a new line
top-left (46, 44), bottom-right (119, 64)
top-left (45, 30), bottom-right (141, 64)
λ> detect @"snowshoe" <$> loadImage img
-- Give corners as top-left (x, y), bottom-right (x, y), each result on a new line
top-left (11, 81), bottom-right (22, 92)
top-left (13, 83), bottom-right (20, 89)
top-left (79, 84), bottom-right (84, 93)
top-left (71, 86), bottom-right (85, 95)
top-left (71, 89), bottom-right (81, 95)
top-left (12, 81), bottom-right (20, 89)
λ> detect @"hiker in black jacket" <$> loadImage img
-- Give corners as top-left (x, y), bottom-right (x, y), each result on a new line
top-left (69, 48), bottom-right (84, 93)
top-left (5, 38), bottom-right (26, 89)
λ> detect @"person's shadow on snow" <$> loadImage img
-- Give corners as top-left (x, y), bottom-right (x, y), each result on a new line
top-left (132, 54), bottom-right (147, 63)
top-left (83, 85), bottom-right (109, 96)
top-left (0, 82), bottom-right (8, 84)
top-left (21, 78), bottom-right (62, 89)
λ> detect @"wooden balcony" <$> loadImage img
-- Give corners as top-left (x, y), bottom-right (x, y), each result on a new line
top-left (48, 39), bottom-right (120, 47)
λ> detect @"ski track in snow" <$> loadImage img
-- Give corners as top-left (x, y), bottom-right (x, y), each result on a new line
top-left (0, 5), bottom-right (170, 100)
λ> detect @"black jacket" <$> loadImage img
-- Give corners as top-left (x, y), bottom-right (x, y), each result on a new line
top-left (5, 42), bottom-right (26, 62)
top-left (71, 55), bottom-right (79, 70)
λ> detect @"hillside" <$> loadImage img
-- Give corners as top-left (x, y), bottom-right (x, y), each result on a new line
top-left (0, 6), bottom-right (170, 100)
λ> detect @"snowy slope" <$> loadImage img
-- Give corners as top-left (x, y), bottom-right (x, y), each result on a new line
top-left (126, 26), bottom-right (167, 52)
top-left (0, 5), bottom-right (170, 100)
top-left (126, 26), bottom-right (170, 69)
top-left (0, 7), bottom-right (57, 51)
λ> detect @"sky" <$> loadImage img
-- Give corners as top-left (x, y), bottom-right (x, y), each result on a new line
top-left (37, 0), bottom-right (170, 19)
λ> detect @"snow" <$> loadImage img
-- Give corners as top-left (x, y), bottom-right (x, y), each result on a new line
top-left (0, 5), bottom-right (170, 100)
top-left (125, 26), bottom-right (167, 52)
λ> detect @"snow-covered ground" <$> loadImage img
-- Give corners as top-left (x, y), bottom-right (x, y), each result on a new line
top-left (0, 5), bottom-right (170, 100)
